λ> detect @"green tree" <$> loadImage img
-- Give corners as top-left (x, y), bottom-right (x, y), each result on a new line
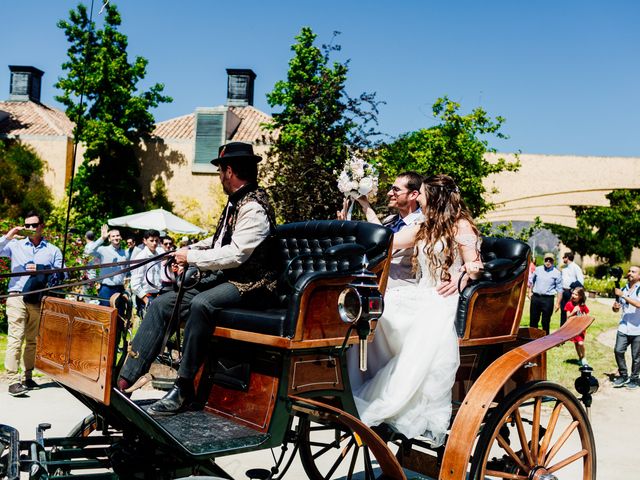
top-left (547, 189), bottom-right (640, 264)
top-left (264, 27), bottom-right (382, 222)
top-left (374, 97), bottom-right (519, 218)
top-left (56, 2), bottom-right (171, 231)
top-left (0, 140), bottom-right (53, 220)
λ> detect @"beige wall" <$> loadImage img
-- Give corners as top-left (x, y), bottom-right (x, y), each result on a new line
top-left (483, 152), bottom-right (640, 227)
top-left (137, 138), bottom-right (269, 230)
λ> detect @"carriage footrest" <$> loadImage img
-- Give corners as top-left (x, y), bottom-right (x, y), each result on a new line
top-left (148, 408), bottom-right (270, 456)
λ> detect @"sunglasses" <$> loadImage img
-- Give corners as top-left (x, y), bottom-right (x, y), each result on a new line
top-left (544, 258), bottom-right (554, 262)
top-left (24, 222), bottom-right (40, 228)
top-left (163, 242), bottom-right (172, 246)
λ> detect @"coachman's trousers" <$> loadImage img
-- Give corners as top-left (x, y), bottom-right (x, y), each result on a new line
top-left (119, 274), bottom-right (241, 383)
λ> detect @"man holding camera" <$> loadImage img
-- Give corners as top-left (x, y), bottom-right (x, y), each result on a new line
top-left (0, 211), bottom-right (62, 396)
top-left (612, 266), bottom-right (640, 389)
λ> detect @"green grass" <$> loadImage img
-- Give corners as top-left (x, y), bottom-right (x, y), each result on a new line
top-left (520, 297), bottom-right (619, 389)
top-left (0, 334), bottom-right (5, 373)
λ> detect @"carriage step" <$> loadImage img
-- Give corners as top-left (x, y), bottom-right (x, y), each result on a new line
top-left (148, 408), bottom-right (270, 455)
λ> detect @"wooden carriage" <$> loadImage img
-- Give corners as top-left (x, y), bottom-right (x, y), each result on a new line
top-left (0, 220), bottom-right (596, 480)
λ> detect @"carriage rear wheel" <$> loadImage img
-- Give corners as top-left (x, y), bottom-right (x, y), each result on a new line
top-left (297, 417), bottom-right (394, 480)
top-left (470, 381), bottom-right (596, 480)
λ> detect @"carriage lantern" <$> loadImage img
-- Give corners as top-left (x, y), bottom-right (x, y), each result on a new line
top-left (337, 255), bottom-right (384, 372)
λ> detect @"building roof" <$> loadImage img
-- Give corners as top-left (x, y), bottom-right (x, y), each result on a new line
top-left (152, 105), bottom-right (272, 143)
top-left (0, 100), bottom-right (74, 137)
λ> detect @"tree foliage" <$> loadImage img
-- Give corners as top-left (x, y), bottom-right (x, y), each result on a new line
top-left (56, 2), bottom-right (171, 231)
top-left (264, 27), bottom-right (382, 222)
top-left (547, 189), bottom-right (640, 264)
top-left (0, 140), bottom-right (53, 220)
top-left (374, 97), bottom-right (519, 218)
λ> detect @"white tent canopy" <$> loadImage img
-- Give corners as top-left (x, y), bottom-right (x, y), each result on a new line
top-left (108, 208), bottom-right (206, 234)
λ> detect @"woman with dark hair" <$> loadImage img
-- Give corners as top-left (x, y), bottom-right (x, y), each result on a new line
top-left (353, 174), bottom-right (483, 445)
top-left (565, 286), bottom-right (590, 366)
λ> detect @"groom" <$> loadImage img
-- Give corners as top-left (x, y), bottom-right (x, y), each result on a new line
top-left (118, 141), bottom-right (278, 415)
top-left (339, 171), bottom-right (423, 288)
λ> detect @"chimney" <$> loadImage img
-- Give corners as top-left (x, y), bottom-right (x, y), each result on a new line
top-left (9, 65), bottom-right (44, 102)
top-left (226, 68), bottom-right (256, 107)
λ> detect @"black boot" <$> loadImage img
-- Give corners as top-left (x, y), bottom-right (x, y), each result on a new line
top-left (148, 377), bottom-right (194, 416)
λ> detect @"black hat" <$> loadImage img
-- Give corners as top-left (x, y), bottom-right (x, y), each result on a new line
top-left (211, 142), bottom-right (262, 166)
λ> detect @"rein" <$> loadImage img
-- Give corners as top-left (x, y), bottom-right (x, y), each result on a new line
top-left (0, 251), bottom-right (172, 300)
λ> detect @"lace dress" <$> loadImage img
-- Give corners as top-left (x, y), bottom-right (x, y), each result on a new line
top-left (352, 233), bottom-right (479, 445)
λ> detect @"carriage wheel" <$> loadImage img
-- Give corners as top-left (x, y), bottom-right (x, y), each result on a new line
top-left (297, 417), bottom-right (393, 480)
top-left (470, 381), bottom-right (596, 480)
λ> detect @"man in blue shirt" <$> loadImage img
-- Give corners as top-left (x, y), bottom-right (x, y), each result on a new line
top-left (84, 224), bottom-right (128, 306)
top-left (612, 266), bottom-right (640, 389)
top-left (0, 211), bottom-right (62, 396)
top-left (528, 252), bottom-right (563, 334)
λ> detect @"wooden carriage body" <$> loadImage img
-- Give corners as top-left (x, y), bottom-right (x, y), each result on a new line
top-left (17, 221), bottom-right (595, 480)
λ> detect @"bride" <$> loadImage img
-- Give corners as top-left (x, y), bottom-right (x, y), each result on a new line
top-left (352, 174), bottom-right (482, 446)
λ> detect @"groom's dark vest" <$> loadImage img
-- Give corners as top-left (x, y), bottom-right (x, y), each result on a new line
top-left (211, 183), bottom-right (278, 298)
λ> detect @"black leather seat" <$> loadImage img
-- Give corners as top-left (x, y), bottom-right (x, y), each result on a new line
top-left (455, 236), bottom-right (531, 337)
top-left (217, 220), bottom-right (393, 337)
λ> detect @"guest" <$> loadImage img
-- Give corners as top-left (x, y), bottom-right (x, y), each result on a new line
top-left (612, 266), bottom-right (640, 389)
top-left (161, 236), bottom-right (175, 252)
top-left (130, 229), bottom-right (164, 319)
top-left (560, 252), bottom-right (584, 326)
top-left (0, 211), bottom-right (62, 396)
top-left (564, 286), bottom-right (590, 367)
top-left (528, 252), bottom-right (562, 334)
top-left (84, 224), bottom-right (128, 306)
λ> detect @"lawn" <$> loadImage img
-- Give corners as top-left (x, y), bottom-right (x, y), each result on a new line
top-left (0, 299), bottom-right (621, 389)
top-left (520, 297), bottom-right (619, 389)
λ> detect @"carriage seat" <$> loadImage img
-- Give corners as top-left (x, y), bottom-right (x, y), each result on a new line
top-left (216, 221), bottom-right (393, 338)
top-left (455, 236), bottom-right (531, 337)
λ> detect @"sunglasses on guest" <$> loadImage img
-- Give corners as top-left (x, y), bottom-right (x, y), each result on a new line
top-left (24, 222), bottom-right (41, 228)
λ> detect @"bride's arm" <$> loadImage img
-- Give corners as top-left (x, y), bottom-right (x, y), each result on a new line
top-left (436, 220), bottom-right (482, 297)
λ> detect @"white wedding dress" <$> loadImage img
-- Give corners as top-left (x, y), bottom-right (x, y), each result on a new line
top-left (353, 234), bottom-right (478, 446)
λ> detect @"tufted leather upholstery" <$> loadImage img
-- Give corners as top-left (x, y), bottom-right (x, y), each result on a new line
top-left (455, 236), bottom-right (531, 337)
top-left (217, 221), bottom-right (393, 337)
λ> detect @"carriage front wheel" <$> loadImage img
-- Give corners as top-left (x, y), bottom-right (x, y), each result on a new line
top-left (470, 381), bottom-right (596, 480)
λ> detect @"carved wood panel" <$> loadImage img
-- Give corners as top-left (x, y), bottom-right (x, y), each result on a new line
top-left (36, 297), bottom-right (117, 404)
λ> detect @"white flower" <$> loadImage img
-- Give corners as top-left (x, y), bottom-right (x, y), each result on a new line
top-left (358, 177), bottom-right (374, 195)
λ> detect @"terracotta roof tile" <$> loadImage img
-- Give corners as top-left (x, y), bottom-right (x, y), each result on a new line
top-left (151, 105), bottom-right (274, 143)
top-left (0, 101), bottom-right (74, 137)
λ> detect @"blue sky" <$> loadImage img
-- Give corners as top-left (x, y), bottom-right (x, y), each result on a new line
top-left (2, 0), bottom-right (638, 156)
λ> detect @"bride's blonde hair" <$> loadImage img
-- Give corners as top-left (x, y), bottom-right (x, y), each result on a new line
top-left (414, 174), bottom-right (478, 282)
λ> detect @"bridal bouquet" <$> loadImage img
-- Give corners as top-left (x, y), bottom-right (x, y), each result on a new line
top-left (336, 154), bottom-right (379, 220)
top-left (336, 155), bottom-right (379, 201)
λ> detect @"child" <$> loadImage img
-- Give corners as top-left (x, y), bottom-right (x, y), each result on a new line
top-left (564, 286), bottom-right (590, 366)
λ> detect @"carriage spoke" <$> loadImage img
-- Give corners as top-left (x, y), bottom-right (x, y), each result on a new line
top-left (323, 438), bottom-right (354, 479)
top-left (495, 433), bottom-right (529, 473)
top-left (547, 449), bottom-right (588, 473)
top-left (363, 446), bottom-right (376, 480)
top-left (484, 469), bottom-right (528, 479)
top-left (513, 409), bottom-right (534, 467)
top-left (543, 420), bottom-right (578, 466)
top-left (312, 436), bottom-right (352, 460)
top-left (530, 397), bottom-right (541, 460)
top-left (346, 443), bottom-right (359, 480)
top-left (537, 400), bottom-right (562, 464)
